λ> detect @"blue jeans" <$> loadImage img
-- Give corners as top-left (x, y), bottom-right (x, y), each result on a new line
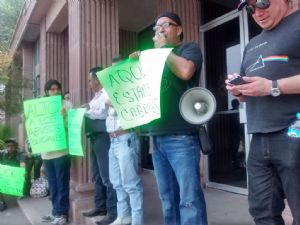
top-left (152, 134), bottom-right (207, 225)
top-left (248, 130), bottom-right (300, 225)
top-left (109, 132), bottom-right (144, 225)
top-left (90, 133), bottom-right (117, 215)
top-left (44, 155), bottom-right (70, 217)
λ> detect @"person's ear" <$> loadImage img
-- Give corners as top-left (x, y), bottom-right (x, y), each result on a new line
top-left (176, 26), bottom-right (183, 39)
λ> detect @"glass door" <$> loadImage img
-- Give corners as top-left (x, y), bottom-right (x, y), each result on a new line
top-left (201, 10), bottom-right (250, 194)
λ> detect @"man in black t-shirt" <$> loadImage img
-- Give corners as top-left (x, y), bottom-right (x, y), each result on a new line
top-left (226, 1), bottom-right (300, 224)
top-left (131, 12), bottom-right (208, 225)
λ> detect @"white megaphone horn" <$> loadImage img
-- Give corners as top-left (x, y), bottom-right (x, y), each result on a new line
top-left (179, 87), bottom-right (216, 124)
top-left (179, 87), bottom-right (216, 154)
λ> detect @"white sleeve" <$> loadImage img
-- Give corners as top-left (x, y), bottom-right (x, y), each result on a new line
top-left (85, 94), bottom-right (108, 120)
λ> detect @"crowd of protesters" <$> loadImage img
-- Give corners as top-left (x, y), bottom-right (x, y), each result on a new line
top-left (2, 2), bottom-right (300, 225)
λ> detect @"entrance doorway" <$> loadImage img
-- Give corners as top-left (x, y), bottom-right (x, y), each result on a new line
top-left (200, 1), bottom-right (261, 194)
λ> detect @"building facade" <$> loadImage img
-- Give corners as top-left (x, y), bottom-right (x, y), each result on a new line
top-left (9, 0), bottom-right (300, 224)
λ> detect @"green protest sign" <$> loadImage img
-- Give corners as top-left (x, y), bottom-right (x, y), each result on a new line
top-left (23, 95), bottom-right (67, 154)
top-left (0, 164), bottom-right (25, 196)
top-left (68, 108), bottom-right (86, 156)
top-left (97, 48), bottom-right (172, 129)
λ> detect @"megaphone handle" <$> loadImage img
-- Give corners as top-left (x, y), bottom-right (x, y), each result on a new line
top-left (198, 126), bottom-right (213, 155)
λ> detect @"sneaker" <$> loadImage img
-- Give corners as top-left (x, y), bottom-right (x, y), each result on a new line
top-left (51, 215), bottom-right (68, 225)
top-left (41, 215), bottom-right (55, 222)
top-left (109, 216), bottom-right (132, 225)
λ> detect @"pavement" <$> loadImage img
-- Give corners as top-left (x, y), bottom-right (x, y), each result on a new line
top-left (0, 196), bottom-right (30, 225)
top-left (2, 170), bottom-right (257, 225)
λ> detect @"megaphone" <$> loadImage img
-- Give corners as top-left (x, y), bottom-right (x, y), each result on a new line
top-left (179, 87), bottom-right (216, 125)
top-left (179, 87), bottom-right (216, 154)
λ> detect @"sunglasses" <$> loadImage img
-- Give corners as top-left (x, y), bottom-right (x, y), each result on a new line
top-left (153, 22), bottom-right (178, 32)
top-left (245, 0), bottom-right (270, 14)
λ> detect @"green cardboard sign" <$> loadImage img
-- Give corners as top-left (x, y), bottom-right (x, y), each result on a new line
top-left (0, 164), bottom-right (25, 196)
top-left (97, 48), bottom-right (172, 129)
top-left (23, 95), bottom-right (67, 154)
top-left (68, 108), bottom-right (86, 156)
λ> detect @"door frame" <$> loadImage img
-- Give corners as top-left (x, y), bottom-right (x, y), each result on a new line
top-left (200, 9), bottom-right (251, 195)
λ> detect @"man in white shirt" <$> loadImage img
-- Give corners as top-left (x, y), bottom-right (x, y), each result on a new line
top-left (83, 67), bottom-right (117, 223)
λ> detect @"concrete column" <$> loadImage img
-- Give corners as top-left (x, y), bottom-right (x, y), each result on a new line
top-left (39, 18), bottom-right (47, 91)
top-left (68, 0), bottom-right (119, 106)
top-left (22, 42), bottom-right (33, 100)
top-left (291, 0), bottom-right (300, 9)
top-left (46, 30), bottom-right (69, 92)
top-left (68, 0), bottom-right (119, 223)
top-left (18, 42), bottom-right (34, 146)
top-left (39, 17), bottom-right (69, 93)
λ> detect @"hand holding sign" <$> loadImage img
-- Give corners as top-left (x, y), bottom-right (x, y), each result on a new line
top-left (97, 48), bottom-right (172, 129)
top-left (23, 96), bottom-right (67, 154)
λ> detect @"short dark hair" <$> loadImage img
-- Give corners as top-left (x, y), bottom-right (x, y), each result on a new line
top-left (112, 56), bottom-right (123, 63)
top-left (44, 80), bottom-right (62, 96)
top-left (155, 12), bottom-right (184, 41)
top-left (89, 66), bottom-right (103, 79)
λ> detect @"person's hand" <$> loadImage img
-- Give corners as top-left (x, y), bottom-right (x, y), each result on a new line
top-left (225, 73), bottom-right (243, 97)
top-left (82, 103), bottom-right (90, 109)
top-left (152, 32), bottom-right (167, 48)
top-left (129, 51), bottom-right (141, 59)
top-left (105, 98), bottom-right (112, 106)
top-left (226, 74), bottom-right (272, 97)
top-left (238, 76), bottom-right (272, 96)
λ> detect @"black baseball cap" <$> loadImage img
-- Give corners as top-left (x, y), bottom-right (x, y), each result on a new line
top-left (155, 12), bottom-right (182, 26)
top-left (155, 12), bottom-right (184, 41)
top-left (5, 138), bottom-right (18, 145)
top-left (238, 0), bottom-right (248, 10)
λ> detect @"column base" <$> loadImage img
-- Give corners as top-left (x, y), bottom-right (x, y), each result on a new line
top-left (69, 181), bottom-right (95, 224)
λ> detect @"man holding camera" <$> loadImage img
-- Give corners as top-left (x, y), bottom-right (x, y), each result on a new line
top-left (226, 0), bottom-right (300, 224)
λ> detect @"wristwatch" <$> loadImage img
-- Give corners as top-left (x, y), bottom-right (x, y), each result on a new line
top-left (270, 80), bottom-right (281, 97)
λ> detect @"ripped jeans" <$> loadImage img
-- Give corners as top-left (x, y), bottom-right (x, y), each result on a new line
top-left (152, 134), bottom-right (208, 225)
